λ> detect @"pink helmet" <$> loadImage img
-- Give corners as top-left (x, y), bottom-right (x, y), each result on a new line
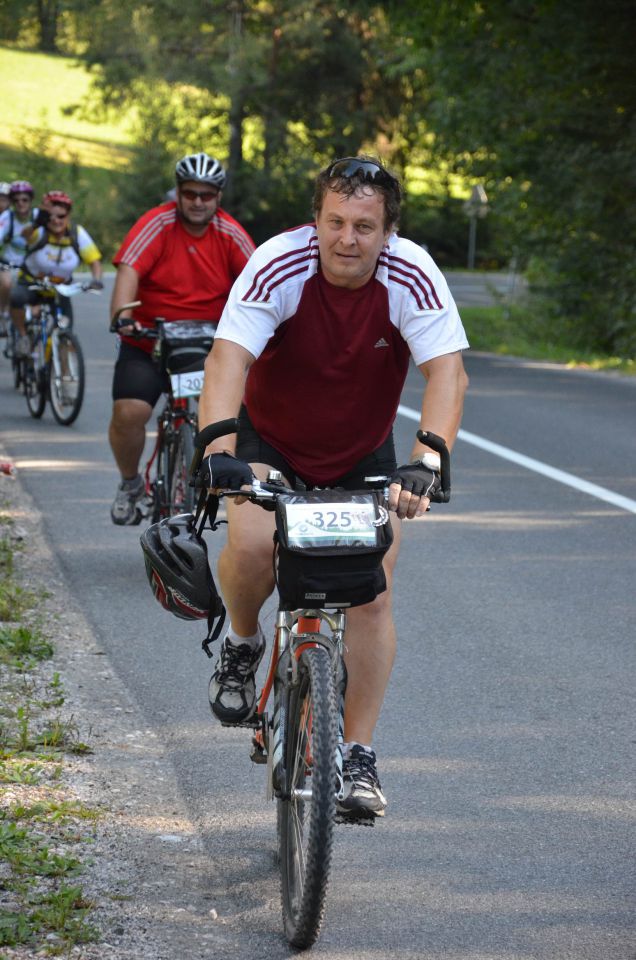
top-left (44, 190), bottom-right (72, 209)
top-left (10, 180), bottom-right (34, 196)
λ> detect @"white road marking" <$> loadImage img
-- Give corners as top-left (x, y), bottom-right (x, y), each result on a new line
top-left (397, 404), bottom-right (636, 515)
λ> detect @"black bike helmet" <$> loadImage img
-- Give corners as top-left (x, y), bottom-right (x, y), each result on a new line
top-left (140, 513), bottom-right (222, 621)
top-left (175, 152), bottom-right (226, 189)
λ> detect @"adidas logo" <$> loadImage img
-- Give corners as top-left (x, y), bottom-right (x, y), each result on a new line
top-left (374, 337), bottom-right (389, 348)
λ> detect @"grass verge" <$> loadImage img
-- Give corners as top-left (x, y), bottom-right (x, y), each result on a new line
top-left (0, 501), bottom-right (99, 957)
top-left (462, 304), bottom-right (635, 375)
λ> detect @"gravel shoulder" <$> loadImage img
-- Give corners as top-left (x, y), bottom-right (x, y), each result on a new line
top-left (1, 458), bottom-right (232, 959)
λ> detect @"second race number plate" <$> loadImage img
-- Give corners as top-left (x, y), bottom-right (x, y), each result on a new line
top-left (170, 371), bottom-right (204, 399)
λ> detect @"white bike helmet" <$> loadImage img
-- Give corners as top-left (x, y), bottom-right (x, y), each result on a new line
top-left (175, 153), bottom-right (226, 189)
top-left (0, 182), bottom-right (10, 196)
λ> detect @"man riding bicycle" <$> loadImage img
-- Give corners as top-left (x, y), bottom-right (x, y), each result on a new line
top-left (9, 190), bottom-right (102, 356)
top-left (0, 180), bottom-right (38, 340)
top-left (197, 156), bottom-right (469, 820)
top-left (108, 152), bottom-right (256, 525)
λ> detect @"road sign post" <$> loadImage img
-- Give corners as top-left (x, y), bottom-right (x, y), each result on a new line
top-left (463, 184), bottom-right (489, 269)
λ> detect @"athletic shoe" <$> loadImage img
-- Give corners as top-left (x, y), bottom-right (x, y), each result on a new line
top-left (208, 633), bottom-right (266, 724)
top-left (110, 474), bottom-right (145, 525)
top-left (337, 744), bottom-right (387, 818)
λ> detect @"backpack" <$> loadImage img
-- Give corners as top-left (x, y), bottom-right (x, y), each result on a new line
top-left (26, 221), bottom-right (81, 259)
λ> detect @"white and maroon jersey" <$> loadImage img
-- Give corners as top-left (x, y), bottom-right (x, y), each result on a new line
top-left (216, 223), bottom-right (469, 484)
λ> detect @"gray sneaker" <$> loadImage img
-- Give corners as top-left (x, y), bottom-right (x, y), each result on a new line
top-left (110, 474), bottom-right (145, 526)
top-left (208, 633), bottom-right (266, 724)
top-left (337, 745), bottom-right (387, 819)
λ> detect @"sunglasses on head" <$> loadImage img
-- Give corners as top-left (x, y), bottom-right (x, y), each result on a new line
top-left (179, 187), bottom-right (219, 202)
top-left (326, 157), bottom-right (398, 191)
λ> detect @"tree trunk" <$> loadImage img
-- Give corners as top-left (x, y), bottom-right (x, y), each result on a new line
top-left (37, 0), bottom-right (60, 53)
top-left (225, 0), bottom-right (245, 208)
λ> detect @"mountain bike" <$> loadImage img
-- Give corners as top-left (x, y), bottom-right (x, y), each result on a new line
top-left (110, 305), bottom-right (216, 522)
top-left (191, 418), bottom-right (451, 948)
top-left (21, 278), bottom-right (98, 425)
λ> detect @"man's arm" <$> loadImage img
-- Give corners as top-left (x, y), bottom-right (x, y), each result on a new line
top-left (389, 350), bottom-right (468, 519)
top-left (109, 262), bottom-right (139, 328)
top-left (412, 351), bottom-right (468, 457)
top-left (198, 338), bottom-right (256, 455)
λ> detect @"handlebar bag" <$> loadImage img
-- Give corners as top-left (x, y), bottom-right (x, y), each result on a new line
top-left (274, 489), bottom-right (393, 610)
top-left (154, 321), bottom-right (216, 375)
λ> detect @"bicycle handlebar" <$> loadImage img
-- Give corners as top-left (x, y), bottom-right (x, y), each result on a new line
top-left (26, 276), bottom-right (100, 296)
top-left (416, 429), bottom-right (451, 501)
top-left (190, 419), bottom-right (452, 503)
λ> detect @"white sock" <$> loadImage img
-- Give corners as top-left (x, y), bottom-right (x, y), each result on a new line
top-left (343, 741), bottom-right (373, 760)
top-left (227, 624), bottom-right (263, 650)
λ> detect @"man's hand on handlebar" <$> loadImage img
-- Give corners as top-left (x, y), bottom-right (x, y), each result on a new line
top-left (109, 300), bottom-right (143, 335)
top-left (199, 452), bottom-right (254, 502)
top-left (388, 461), bottom-right (441, 520)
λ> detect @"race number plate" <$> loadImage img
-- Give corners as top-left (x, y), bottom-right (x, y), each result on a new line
top-left (170, 371), bottom-right (204, 399)
top-left (284, 499), bottom-right (379, 549)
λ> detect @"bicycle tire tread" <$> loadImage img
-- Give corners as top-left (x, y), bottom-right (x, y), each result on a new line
top-left (279, 644), bottom-right (337, 948)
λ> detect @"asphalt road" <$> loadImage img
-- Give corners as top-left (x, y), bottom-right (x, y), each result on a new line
top-left (0, 280), bottom-right (634, 959)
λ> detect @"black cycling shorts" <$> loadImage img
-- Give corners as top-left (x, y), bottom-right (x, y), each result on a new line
top-left (10, 281), bottom-right (73, 320)
top-left (236, 404), bottom-right (397, 490)
top-left (10, 282), bottom-right (40, 309)
top-left (112, 341), bottom-right (170, 406)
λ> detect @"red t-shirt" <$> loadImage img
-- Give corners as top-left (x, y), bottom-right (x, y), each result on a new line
top-left (113, 202), bottom-right (255, 353)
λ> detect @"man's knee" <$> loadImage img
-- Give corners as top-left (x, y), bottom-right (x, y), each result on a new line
top-left (111, 398), bottom-right (152, 430)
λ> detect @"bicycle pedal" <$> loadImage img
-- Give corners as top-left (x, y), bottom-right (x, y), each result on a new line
top-left (219, 717), bottom-right (261, 730)
top-left (250, 741), bottom-right (268, 764)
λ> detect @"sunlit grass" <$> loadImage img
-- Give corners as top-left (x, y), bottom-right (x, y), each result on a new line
top-left (0, 45), bottom-right (132, 169)
top-left (462, 305), bottom-right (636, 375)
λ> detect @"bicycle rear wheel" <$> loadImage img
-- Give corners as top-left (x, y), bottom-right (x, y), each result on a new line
top-left (23, 356), bottom-right (46, 419)
top-left (48, 329), bottom-right (85, 426)
top-left (169, 421), bottom-right (196, 514)
top-left (279, 643), bottom-right (337, 948)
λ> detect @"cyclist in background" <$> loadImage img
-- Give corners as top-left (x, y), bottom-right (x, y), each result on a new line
top-left (0, 182), bottom-right (10, 216)
top-left (10, 191), bottom-right (103, 356)
top-left (0, 180), bottom-right (38, 334)
top-left (197, 156), bottom-right (469, 820)
top-left (108, 151), bottom-right (255, 526)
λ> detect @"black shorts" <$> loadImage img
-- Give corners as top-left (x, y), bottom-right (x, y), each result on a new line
top-left (236, 405), bottom-right (397, 490)
top-left (10, 281), bottom-right (73, 320)
top-left (10, 282), bottom-right (40, 309)
top-left (112, 341), bottom-right (170, 405)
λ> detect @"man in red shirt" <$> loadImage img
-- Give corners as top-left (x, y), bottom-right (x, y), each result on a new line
top-left (108, 152), bottom-right (255, 525)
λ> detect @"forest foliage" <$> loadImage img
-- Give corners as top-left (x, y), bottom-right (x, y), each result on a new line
top-left (1, 0), bottom-right (634, 354)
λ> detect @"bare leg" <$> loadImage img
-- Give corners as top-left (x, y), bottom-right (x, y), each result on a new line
top-left (10, 307), bottom-right (26, 337)
top-left (217, 463), bottom-right (280, 635)
top-left (109, 398), bottom-right (153, 479)
top-left (0, 271), bottom-right (11, 314)
top-left (342, 516), bottom-right (401, 745)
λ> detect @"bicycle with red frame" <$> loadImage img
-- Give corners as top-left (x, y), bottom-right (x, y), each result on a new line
top-left (110, 304), bottom-right (215, 522)
top-left (189, 418), bottom-right (451, 948)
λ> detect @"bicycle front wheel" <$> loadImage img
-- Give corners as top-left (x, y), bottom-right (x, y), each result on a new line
top-left (279, 643), bottom-right (337, 948)
top-left (24, 357), bottom-right (46, 419)
top-left (48, 330), bottom-right (85, 426)
top-left (169, 421), bottom-right (196, 514)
